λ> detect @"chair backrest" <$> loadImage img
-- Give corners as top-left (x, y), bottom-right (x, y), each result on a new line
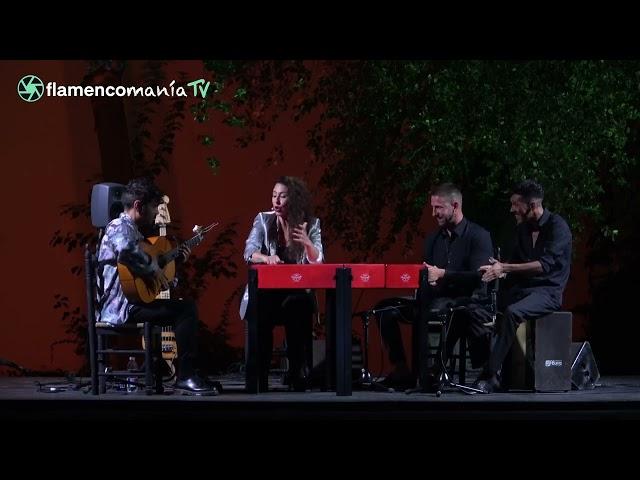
top-left (85, 244), bottom-right (100, 394)
top-left (84, 244), bottom-right (98, 325)
top-left (85, 243), bottom-right (165, 395)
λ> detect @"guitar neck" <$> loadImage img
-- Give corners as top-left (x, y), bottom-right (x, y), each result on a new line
top-left (161, 233), bottom-right (203, 265)
top-left (156, 223), bottom-right (170, 300)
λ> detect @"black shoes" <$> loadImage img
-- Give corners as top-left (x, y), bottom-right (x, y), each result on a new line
top-left (205, 378), bottom-right (223, 394)
top-left (259, 377), bottom-right (269, 392)
top-left (419, 371), bottom-right (442, 393)
top-left (381, 369), bottom-right (416, 390)
top-left (287, 365), bottom-right (311, 392)
top-left (175, 376), bottom-right (219, 395)
top-left (471, 373), bottom-right (501, 394)
top-left (288, 375), bottom-right (310, 392)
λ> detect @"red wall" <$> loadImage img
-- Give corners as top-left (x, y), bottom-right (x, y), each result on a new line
top-left (0, 60), bottom-right (588, 375)
top-left (2, 61), bottom-right (101, 372)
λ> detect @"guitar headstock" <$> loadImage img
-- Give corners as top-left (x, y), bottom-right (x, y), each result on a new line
top-left (192, 221), bottom-right (219, 237)
top-left (155, 195), bottom-right (172, 227)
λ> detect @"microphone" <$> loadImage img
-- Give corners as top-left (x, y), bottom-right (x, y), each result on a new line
top-left (492, 246), bottom-right (501, 321)
top-left (490, 290), bottom-right (498, 321)
top-left (371, 305), bottom-right (403, 315)
top-left (430, 305), bottom-right (451, 314)
top-left (430, 297), bottom-right (474, 314)
top-left (430, 300), bottom-right (455, 313)
top-left (370, 304), bottom-right (413, 322)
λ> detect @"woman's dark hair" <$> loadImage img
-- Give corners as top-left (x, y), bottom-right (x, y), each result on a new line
top-left (275, 176), bottom-right (313, 227)
top-left (273, 176), bottom-right (313, 262)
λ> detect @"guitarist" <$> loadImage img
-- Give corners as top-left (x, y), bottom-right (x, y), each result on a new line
top-left (97, 177), bottom-right (217, 395)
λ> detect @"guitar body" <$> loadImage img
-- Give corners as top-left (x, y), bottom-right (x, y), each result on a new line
top-left (118, 236), bottom-right (176, 303)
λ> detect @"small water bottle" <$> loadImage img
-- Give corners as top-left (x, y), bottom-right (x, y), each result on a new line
top-left (126, 356), bottom-right (138, 393)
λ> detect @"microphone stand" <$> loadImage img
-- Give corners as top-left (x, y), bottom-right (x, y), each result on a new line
top-left (406, 305), bottom-right (485, 396)
top-left (352, 309), bottom-right (391, 392)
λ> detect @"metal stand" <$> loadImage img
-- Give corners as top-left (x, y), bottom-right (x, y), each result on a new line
top-left (407, 307), bottom-right (484, 396)
top-left (352, 310), bottom-right (390, 392)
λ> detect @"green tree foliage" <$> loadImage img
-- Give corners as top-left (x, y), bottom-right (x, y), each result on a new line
top-left (196, 59), bottom-right (640, 372)
top-left (198, 60), bottom-right (640, 260)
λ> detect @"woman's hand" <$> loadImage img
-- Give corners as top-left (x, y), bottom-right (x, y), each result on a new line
top-left (292, 222), bottom-right (310, 246)
top-left (252, 252), bottom-right (283, 264)
top-left (264, 255), bottom-right (283, 265)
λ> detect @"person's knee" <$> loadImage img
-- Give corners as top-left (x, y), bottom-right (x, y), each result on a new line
top-left (503, 305), bottom-right (525, 330)
top-left (504, 304), bottom-right (520, 319)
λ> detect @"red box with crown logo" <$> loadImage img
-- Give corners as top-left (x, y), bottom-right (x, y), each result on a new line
top-left (253, 264), bottom-right (341, 289)
top-left (385, 264), bottom-right (424, 288)
top-left (343, 264), bottom-right (386, 288)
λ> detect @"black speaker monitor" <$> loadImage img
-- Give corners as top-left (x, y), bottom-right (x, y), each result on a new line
top-left (91, 182), bottom-right (125, 228)
top-left (571, 341), bottom-right (600, 390)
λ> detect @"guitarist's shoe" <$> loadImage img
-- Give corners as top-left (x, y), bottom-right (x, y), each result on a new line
top-left (205, 379), bottom-right (223, 394)
top-left (175, 376), bottom-right (219, 396)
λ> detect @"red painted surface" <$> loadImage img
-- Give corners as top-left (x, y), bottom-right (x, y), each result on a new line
top-left (0, 60), bottom-right (589, 375)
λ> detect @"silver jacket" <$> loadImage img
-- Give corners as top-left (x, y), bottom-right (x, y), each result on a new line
top-left (239, 211), bottom-right (324, 319)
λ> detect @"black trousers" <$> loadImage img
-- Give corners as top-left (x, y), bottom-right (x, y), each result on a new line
top-left (128, 299), bottom-right (199, 380)
top-left (375, 296), bottom-right (492, 371)
top-left (486, 287), bottom-right (561, 376)
top-left (257, 290), bottom-right (314, 382)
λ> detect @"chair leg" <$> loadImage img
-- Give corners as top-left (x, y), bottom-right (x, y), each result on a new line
top-left (89, 326), bottom-right (99, 396)
top-left (306, 330), bottom-right (313, 377)
top-left (459, 335), bottom-right (467, 385)
top-left (98, 333), bottom-right (107, 394)
top-left (154, 361), bottom-right (164, 394)
top-left (144, 322), bottom-right (154, 395)
top-left (153, 327), bottom-right (164, 394)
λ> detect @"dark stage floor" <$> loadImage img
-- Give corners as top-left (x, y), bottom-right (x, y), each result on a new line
top-left (2, 374), bottom-right (640, 423)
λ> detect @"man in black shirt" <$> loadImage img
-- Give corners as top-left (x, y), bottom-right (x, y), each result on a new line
top-left (474, 179), bottom-right (572, 393)
top-left (376, 183), bottom-right (494, 389)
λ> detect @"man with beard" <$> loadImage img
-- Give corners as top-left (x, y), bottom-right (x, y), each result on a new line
top-left (376, 183), bottom-right (494, 391)
top-left (473, 179), bottom-right (572, 393)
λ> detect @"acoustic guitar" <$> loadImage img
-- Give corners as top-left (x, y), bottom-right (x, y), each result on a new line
top-left (118, 220), bottom-right (218, 303)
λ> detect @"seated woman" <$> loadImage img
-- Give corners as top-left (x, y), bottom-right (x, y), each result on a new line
top-left (240, 176), bottom-right (324, 391)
